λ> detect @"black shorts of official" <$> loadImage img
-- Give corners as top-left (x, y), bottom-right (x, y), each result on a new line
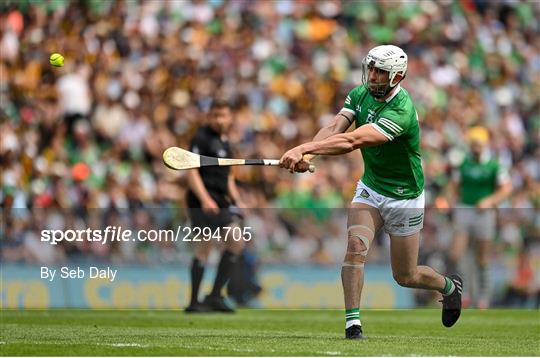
top-left (186, 191), bottom-right (234, 230)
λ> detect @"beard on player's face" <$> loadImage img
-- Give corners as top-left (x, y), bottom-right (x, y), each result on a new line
top-left (209, 111), bottom-right (232, 134)
top-left (366, 67), bottom-right (392, 98)
top-left (471, 141), bottom-right (485, 158)
top-left (368, 81), bottom-right (391, 97)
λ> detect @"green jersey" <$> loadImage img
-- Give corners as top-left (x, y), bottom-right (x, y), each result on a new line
top-left (342, 85), bottom-right (424, 199)
top-left (455, 153), bottom-right (507, 206)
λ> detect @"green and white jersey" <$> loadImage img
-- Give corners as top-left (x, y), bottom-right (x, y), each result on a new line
top-left (342, 84), bottom-right (424, 199)
top-left (454, 152), bottom-right (508, 206)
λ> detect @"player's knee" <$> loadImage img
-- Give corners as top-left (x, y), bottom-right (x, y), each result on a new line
top-left (393, 272), bottom-right (417, 287)
top-left (342, 251), bottom-right (366, 268)
top-left (195, 253), bottom-right (209, 264)
top-left (225, 237), bottom-right (245, 254)
top-left (344, 226), bottom-right (372, 268)
top-left (347, 226), bottom-right (371, 255)
top-left (347, 236), bottom-right (367, 253)
top-left (195, 246), bottom-right (212, 262)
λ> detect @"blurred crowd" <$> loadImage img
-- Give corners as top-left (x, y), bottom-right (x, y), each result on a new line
top-left (1, 1), bottom-right (539, 306)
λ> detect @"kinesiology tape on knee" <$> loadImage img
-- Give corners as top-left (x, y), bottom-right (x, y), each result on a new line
top-left (342, 251), bottom-right (366, 268)
top-left (342, 225), bottom-right (372, 268)
top-left (347, 225), bottom-right (372, 256)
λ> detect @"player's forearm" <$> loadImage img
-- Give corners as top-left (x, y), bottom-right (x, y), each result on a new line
top-left (227, 175), bottom-right (242, 205)
top-left (488, 182), bottom-right (513, 205)
top-left (300, 133), bottom-right (359, 156)
top-left (312, 126), bottom-right (336, 142)
top-left (187, 170), bottom-right (213, 203)
top-left (302, 125), bottom-right (338, 161)
top-left (447, 181), bottom-right (459, 206)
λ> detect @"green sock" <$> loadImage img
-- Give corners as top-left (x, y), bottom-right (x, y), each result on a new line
top-left (442, 276), bottom-right (455, 296)
top-left (345, 308), bottom-right (361, 328)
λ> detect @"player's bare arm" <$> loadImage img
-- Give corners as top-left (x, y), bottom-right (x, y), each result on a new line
top-left (280, 124), bottom-right (388, 172)
top-left (294, 110), bottom-right (355, 172)
top-left (476, 179), bottom-right (512, 209)
top-left (186, 169), bottom-right (219, 214)
top-left (303, 111), bottom-right (355, 157)
top-left (227, 172), bottom-right (245, 209)
top-left (445, 176), bottom-right (459, 208)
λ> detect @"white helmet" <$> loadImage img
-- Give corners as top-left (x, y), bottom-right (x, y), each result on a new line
top-left (361, 45), bottom-right (408, 98)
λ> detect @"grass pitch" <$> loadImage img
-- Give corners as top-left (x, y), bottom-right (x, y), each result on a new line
top-left (1, 309), bottom-right (538, 356)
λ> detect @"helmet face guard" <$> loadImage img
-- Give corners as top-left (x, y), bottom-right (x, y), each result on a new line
top-left (361, 45), bottom-right (408, 99)
top-left (361, 59), bottom-right (392, 99)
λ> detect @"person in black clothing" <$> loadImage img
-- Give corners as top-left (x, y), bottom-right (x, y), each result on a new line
top-left (185, 99), bottom-right (245, 313)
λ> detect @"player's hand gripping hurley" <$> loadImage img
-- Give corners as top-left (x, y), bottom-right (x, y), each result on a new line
top-left (163, 147), bottom-right (315, 172)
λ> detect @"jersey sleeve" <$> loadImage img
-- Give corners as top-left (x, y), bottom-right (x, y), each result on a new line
top-left (372, 106), bottom-right (416, 141)
top-left (341, 87), bottom-right (361, 117)
top-left (451, 156), bottom-right (467, 182)
top-left (495, 162), bottom-right (511, 185)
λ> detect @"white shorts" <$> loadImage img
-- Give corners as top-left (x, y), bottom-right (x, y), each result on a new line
top-left (453, 206), bottom-right (496, 241)
top-left (351, 180), bottom-right (425, 236)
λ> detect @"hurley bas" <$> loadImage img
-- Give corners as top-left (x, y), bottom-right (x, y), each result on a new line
top-left (41, 266), bottom-right (117, 282)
